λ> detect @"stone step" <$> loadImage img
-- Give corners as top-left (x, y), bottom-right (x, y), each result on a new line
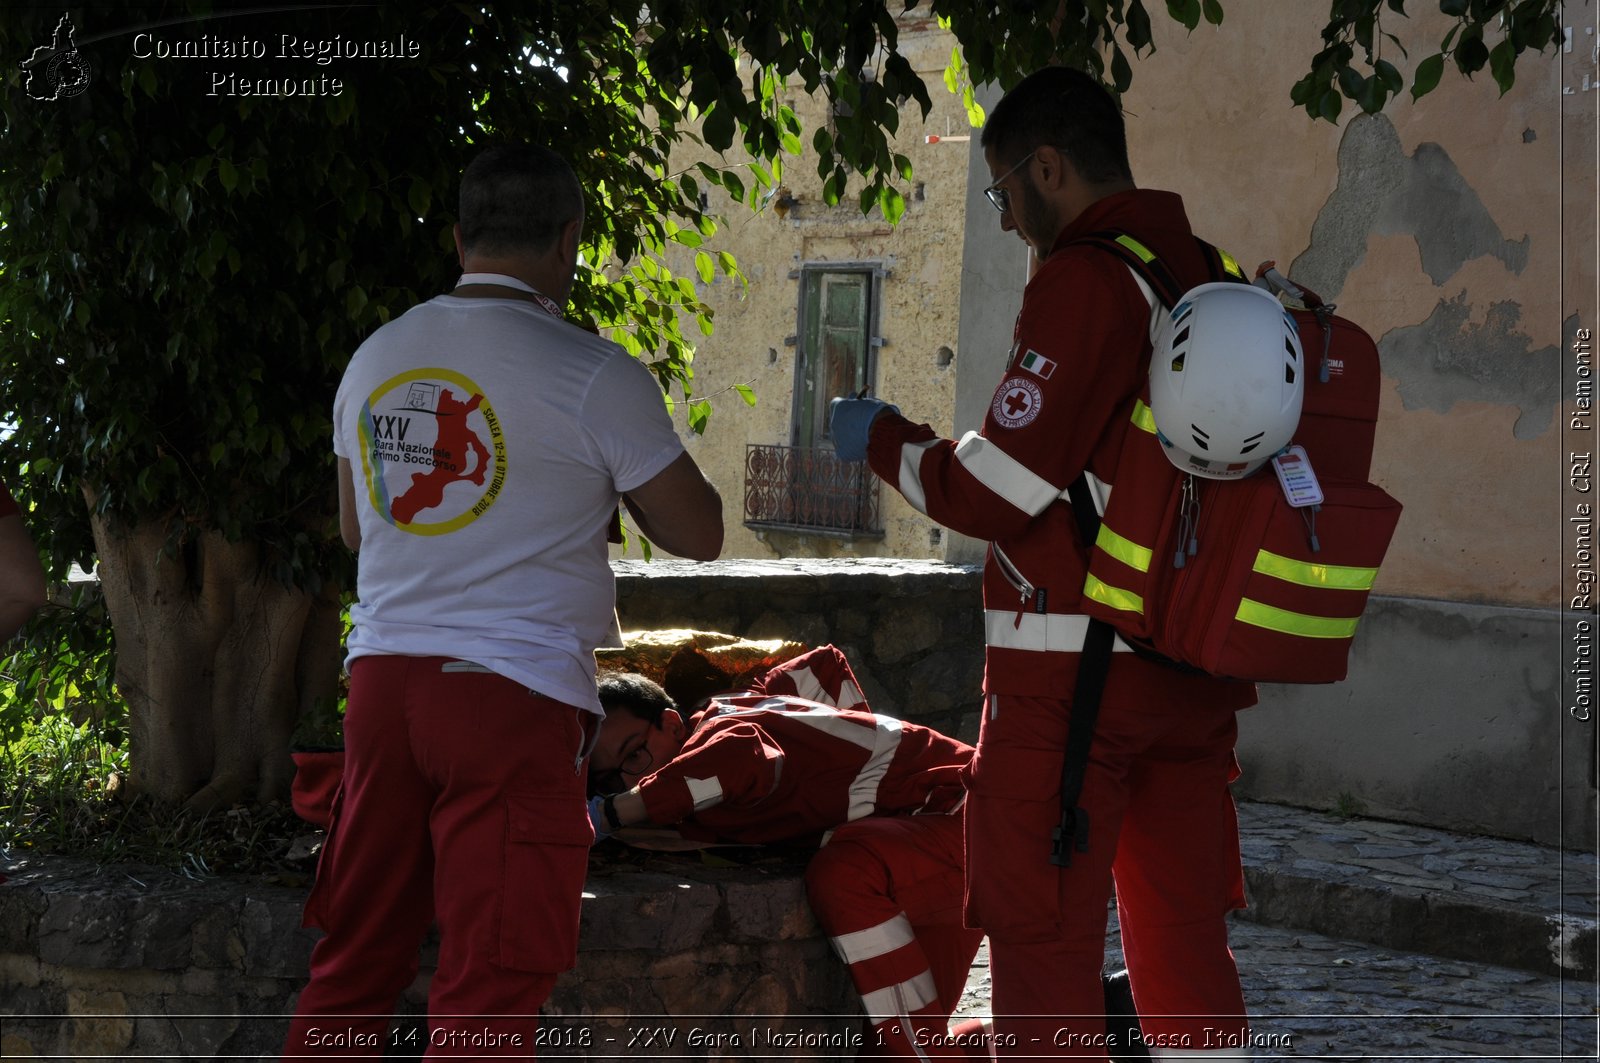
top-left (1234, 801), bottom-right (1597, 980)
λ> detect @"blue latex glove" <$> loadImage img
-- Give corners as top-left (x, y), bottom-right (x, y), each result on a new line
top-left (829, 397), bottom-right (899, 462)
top-left (587, 794), bottom-right (611, 842)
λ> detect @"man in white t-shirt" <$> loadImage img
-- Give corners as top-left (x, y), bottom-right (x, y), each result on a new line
top-left (282, 143), bottom-right (723, 1059)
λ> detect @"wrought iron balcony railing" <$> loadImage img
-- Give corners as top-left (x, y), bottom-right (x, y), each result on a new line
top-left (743, 444), bottom-right (883, 538)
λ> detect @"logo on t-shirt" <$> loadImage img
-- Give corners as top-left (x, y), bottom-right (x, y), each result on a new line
top-left (991, 377), bottom-right (1043, 429)
top-left (358, 367), bottom-right (506, 534)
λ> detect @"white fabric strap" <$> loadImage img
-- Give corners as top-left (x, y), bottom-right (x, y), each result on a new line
top-left (953, 431), bottom-right (1064, 517)
top-left (985, 610), bottom-right (1135, 654)
top-left (455, 271), bottom-right (564, 319)
top-left (1124, 262), bottom-right (1166, 342)
top-left (897, 439), bottom-right (941, 515)
top-left (860, 969), bottom-right (939, 1025)
top-left (830, 913), bottom-right (916, 965)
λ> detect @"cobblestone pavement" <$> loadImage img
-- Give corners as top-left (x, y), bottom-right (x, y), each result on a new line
top-left (953, 921), bottom-right (1596, 1061)
top-left (949, 800), bottom-right (1599, 1061)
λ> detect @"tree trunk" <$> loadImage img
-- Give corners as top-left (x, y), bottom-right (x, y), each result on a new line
top-left (88, 506), bottom-right (342, 812)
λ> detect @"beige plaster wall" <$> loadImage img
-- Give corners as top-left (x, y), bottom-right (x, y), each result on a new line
top-left (614, 12), bottom-right (972, 564)
top-left (621, 3), bottom-right (1597, 609)
top-left (1119, 0), bottom-right (1594, 608)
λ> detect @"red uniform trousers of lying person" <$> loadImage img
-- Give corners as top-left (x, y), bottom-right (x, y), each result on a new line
top-left (626, 687), bottom-right (985, 1058)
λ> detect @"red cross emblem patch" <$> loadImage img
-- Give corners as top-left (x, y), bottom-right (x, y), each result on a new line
top-left (991, 376), bottom-right (1043, 429)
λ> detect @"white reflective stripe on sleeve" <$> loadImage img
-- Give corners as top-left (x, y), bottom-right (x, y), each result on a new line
top-left (786, 666), bottom-right (826, 704)
top-left (860, 969), bottom-right (940, 1026)
top-left (898, 439), bottom-right (941, 515)
top-left (846, 714), bottom-right (903, 821)
top-left (953, 432), bottom-right (1064, 517)
top-left (684, 776), bottom-right (723, 811)
top-left (984, 611), bottom-right (1135, 654)
top-left (786, 667), bottom-right (864, 709)
top-left (829, 913), bottom-right (916, 965)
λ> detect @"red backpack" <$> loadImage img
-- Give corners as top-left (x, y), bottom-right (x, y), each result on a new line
top-left (1072, 233), bottom-right (1403, 684)
top-left (1051, 233), bottom-right (1404, 870)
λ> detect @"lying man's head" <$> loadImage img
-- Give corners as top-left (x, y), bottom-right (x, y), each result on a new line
top-left (591, 672), bottom-right (688, 795)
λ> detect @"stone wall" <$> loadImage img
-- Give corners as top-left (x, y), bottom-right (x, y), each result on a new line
top-left (615, 558), bottom-right (988, 745)
top-left (0, 849), bottom-right (857, 1061)
top-left (616, 559), bottom-right (1591, 849)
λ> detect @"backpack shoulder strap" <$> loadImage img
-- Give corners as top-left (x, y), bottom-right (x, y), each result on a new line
top-left (1074, 229), bottom-right (1252, 310)
top-left (1074, 230), bottom-right (1185, 309)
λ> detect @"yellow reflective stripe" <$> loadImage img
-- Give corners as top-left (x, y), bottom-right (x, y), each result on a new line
top-left (1253, 549), bottom-right (1379, 591)
top-left (1114, 234), bottom-right (1157, 263)
top-left (1218, 248), bottom-right (1245, 278)
top-left (1084, 574), bottom-right (1144, 615)
top-left (1235, 599), bottom-right (1360, 639)
top-left (1095, 524), bottom-right (1153, 573)
top-left (1130, 400), bottom-right (1158, 435)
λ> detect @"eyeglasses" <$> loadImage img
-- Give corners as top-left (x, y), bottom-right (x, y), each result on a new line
top-left (591, 738), bottom-right (654, 796)
top-left (983, 149), bottom-right (1037, 214)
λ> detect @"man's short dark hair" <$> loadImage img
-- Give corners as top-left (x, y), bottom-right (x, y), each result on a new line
top-left (458, 144), bottom-right (584, 256)
top-left (980, 66), bottom-right (1132, 185)
top-left (597, 672), bottom-right (676, 725)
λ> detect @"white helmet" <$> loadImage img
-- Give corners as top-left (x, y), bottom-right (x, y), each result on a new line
top-left (1147, 282), bottom-right (1304, 480)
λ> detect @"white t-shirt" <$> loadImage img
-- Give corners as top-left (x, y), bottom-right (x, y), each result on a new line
top-left (333, 285), bottom-right (685, 713)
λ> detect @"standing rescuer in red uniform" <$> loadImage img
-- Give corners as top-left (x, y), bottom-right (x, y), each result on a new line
top-left (830, 68), bottom-right (1256, 1058)
top-left (281, 143), bottom-right (723, 1059)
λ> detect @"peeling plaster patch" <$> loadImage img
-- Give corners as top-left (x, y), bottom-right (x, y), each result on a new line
top-left (1522, 128), bottom-right (1537, 143)
top-left (1381, 293), bottom-right (1560, 439)
top-left (1291, 116), bottom-right (1530, 298)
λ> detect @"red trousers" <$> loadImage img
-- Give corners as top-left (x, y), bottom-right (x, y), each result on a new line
top-left (965, 693), bottom-right (1249, 1059)
top-left (805, 813), bottom-right (988, 1060)
top-left (282, 656), bottom-right (594, 1060)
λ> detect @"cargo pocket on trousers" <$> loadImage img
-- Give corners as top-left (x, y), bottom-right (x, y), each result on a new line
top-left (964, 744), bottom-right (1067, 943)
top-left (496, 793), bottom-right (593, 974)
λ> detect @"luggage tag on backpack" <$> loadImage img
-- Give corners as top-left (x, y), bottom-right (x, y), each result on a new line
top-left (1272, 445), bottom-right (1324, 508)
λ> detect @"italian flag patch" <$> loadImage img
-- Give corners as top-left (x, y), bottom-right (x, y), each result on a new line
top-left (1018, 349), bottom-right (1057, 379)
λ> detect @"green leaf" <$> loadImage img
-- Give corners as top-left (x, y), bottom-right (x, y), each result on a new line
top-left (1337, 64), bottom-right (1366, 100)
top-left (687, 399), bottom-right (712, 434)
top-left (879, 184), bottom-right (906, 225)
top-left (695, 251), bottom-right (715, 284)
top-left (822, 171), bottom-right (842, 206)
top-left (1357, 73), bottom-right (1386, 113)
top-left (1166, 0), bottom-right (1202, 30)
top-left (733, 383), bottom-right (757, 407)
top-left (1201, 0), bottom-right (1224, 26)
top-left (1111, 45), bottom-right (1133, 92)
top-left (407, 179), bottom-right (431, 217)
top-left (1374, 58), bottom-right (1404, 94)
top-left (1126, 0), bottom-right (1154, 50)
top-left (218, 159), bottom-right (238, 193)
top-left (1318, 88), bottom-right (1344, 122)
top-left (1454, 35), bottom-right (1488, 74)
top-left (1488, 38), bottom-right (1516, 94)
top-left (702, 103), bottom-right (736, 151)
top-left (1411, 52), bottom-right (1445, 98)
